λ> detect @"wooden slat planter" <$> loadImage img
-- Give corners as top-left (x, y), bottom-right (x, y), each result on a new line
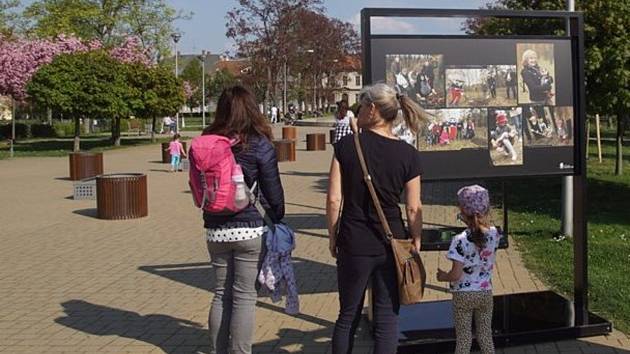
top-left (161, 141), bottom-right (187, 163)
top-left (282, 126), bottom-right (297, 141)
top-left (306, 133), bottom-right (326, 151)
top-left (69, 152), bottom-right (103, 181)
top-left (96, 173), bottom-right (148, 220)
top-left (273, 139), bottom-right (296, 162)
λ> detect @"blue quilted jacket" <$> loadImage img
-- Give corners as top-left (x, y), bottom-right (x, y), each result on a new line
top-left (203, 134), bottom-right (285, 228)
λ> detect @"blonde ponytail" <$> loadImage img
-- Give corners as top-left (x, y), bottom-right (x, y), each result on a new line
top-left (359, 83), bottom-right (428, 134)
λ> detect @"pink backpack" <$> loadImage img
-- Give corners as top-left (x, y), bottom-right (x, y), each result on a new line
top-left (188, 135), bottom-right (251, 213)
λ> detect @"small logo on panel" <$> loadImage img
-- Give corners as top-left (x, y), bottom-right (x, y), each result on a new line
top-left (559, 163), bottom-right (574, 170)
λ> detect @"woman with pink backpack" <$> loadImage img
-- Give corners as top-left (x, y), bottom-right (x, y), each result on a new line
top-left (190, 85), bottom-right (285, 354)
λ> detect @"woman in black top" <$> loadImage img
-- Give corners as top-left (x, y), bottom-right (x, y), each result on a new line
top-left (327, 83), bottom-right (425, 353)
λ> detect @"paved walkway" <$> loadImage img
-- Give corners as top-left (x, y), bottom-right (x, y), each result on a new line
top-left (0, 126), bottom-right (628, 353)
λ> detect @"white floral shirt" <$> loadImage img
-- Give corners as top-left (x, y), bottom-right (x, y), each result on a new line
top-left (446, 227), bottom-right (500, 292)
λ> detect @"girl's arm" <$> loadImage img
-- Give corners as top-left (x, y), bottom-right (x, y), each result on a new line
top-left (437, 261), bottom-right (464, 282)
top-left (326, 156), bottom-right (343, 258)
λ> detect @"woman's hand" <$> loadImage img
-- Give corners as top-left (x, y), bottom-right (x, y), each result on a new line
top-left (437, 268), bottom-right (449, 282)
top-left (412, 235), bottom-right (421, 254)
top-left (329, 237), bottom-right (337, 258)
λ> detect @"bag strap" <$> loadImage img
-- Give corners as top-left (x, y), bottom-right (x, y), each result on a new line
top-left (246, 182), bottom-right (276, 232)
top-left (352, 130), bottom-right (394, 242)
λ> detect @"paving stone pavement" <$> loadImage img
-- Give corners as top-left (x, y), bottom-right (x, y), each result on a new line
top-left (0, 126), bottom-right (628, 354)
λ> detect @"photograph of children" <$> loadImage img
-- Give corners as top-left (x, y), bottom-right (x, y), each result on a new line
top-left (517, 43), bottom-right (556, 106)
top-left (386, 54), bottom-right (445, 108)
top-left (420, 108), bottom-right (488, 152)
top-left (445, 65), bottom-right (518, 108)
top-left (488, 109), bottom-right (524, 166)
top-left (523, 105), bottom-right (574, 146)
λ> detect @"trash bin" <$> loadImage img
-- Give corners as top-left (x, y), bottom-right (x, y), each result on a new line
top-left (96, 173), bottom-right (148, 220)
top-left (306, 133), bottom-right (326, 151)
top-left (282, 126), bottom-right (297, 141)
top-left (273, 139), bottom-right (296, 162)
top-left (69, 152), bottom-right (103, 181)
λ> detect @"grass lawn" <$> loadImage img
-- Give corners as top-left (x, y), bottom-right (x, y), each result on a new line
top-left (509, 139), bottom-right (630, 333)
top-left (0, 135), bottom-right (173, 159)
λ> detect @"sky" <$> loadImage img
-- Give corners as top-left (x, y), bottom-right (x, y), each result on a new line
top-left (18, 0), bottom-right (489, 55)
top-left (167, 0), bottom-right (489, 55)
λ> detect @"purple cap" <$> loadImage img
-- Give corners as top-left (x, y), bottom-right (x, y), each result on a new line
top-left (457, 184), bottom-right (490, 216)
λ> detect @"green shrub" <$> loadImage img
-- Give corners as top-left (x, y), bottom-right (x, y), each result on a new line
top-left (30, 124), bottom-right (57, 138)
top-left (0, 123), bottom-right (30, 139)
top-left (53, 122), bottom-right (75, 137)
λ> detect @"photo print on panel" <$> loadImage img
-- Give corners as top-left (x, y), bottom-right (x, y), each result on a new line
top-left (385, 54), bottom-right (445, 108)
top-left (523, 105), bottom-right (574, 146)
top-left (421, 108), bottom-right (488, 152)
top-left (445, 65), bottom-right (518, 108)
top-left (517, 43), bottom-right (556, 106)
top-left (488, 108), bottom-right (524, 166)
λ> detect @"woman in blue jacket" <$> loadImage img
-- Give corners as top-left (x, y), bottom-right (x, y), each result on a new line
top-left (203, 85), bottom-right (285, 354)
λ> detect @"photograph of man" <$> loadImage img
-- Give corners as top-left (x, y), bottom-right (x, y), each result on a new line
top-left (517, 43), bottom-right (556, 106)
top-left (446, 65), bottom-right (517, 108)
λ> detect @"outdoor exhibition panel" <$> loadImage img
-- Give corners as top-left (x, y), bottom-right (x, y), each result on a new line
top-left (361, 8), bottom-right (611, 352)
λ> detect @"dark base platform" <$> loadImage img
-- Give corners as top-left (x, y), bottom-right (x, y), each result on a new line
top-left (396, 291), bottom-right (612, 353)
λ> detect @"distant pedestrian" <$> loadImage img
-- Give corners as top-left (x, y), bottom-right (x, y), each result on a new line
top-left (333, 100), bottom-right (354, 144)
top-left (437, 185), bottom-right (499, 354)
top-left (271, 105), bottom-right (279, 124)
top-left (165, 133), bottom-right (186, 172)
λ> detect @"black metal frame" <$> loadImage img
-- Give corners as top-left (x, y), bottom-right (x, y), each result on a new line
top-left (361, 7), bottom-right (609, 349)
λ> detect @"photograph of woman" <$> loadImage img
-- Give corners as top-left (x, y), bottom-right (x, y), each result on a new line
top-left (517, 43), bottom-right (556, 106)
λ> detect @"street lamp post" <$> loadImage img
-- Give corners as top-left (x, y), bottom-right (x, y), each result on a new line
top-left (171, 32), bottom-right (181, 132)
top-left (198, 50), bottom-right (207, 128)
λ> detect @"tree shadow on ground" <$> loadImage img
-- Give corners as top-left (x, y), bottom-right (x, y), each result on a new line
top-left (138, 256), bottom-right (337, 295)
top-left (53, 298), bottom-right (363, 354)
top-left (506, 176), bottom-right (630, 227)
top-left (283, 213), bottom-right (328, 238)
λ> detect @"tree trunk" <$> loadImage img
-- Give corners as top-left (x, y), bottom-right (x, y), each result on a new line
top-left (114, 117), bottom-right (121, 146)
top-left (151, 116), bottom-right (157, 143)
top-left (615, 113), bottom-right (625, 175)
top-left (73, 116), bottom-right (81, 152)
top-left (47, 108), bottom-right (52, 125)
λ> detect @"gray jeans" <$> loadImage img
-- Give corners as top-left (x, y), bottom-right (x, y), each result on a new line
top-left (207, 237), bottom-right (263, 354)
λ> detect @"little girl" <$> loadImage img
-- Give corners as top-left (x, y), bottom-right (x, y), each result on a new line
top-left (166, 133), bottom-right (186, 172)
top-left (437, 185), bottom-right (499, 354)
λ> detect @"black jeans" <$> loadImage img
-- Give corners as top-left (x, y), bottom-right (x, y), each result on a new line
top-left (332, 250), bottom-right (400, 354)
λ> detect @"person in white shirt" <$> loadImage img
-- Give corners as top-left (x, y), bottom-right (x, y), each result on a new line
top-left (271, 105), bottom-right (278, 124)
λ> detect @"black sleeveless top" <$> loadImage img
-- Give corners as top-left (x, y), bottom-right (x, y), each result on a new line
top-left (333, 130), bottom-right (423, 255)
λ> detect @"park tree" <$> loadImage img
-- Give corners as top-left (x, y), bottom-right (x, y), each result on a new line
top-left (288, 9), bottom-right (359, 110)
top-left (27, 50), bottom-right (136, 150)
top-left (466, 0), bottom-right (629, 175)
top-left (179, 59), bottom-right (204, 110)
top-left (23, 0), bottom-right (190, 61)
top-left (127, 63), bottom-right (185, 142)
top-left (226, 0), bottom-right (324, 111)
top-left (208, 68), bottom-right (237, 101)
top-left (0, 0), bottom-right (22, 36)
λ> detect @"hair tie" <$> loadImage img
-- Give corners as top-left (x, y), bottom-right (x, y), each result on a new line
top-left (396, 93), bottom-right (404, 100)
